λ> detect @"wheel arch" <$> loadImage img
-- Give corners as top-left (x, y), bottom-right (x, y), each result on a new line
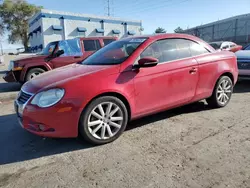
top-left (218, 72), bottom-right (234, 85)
top-left (84, 92), bottom-right (132, 121)
top-left (22, 65), bottom-right (48, 81)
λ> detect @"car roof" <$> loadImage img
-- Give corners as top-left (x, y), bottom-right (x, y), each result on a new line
top-left (124, 33), bottom-right (215, 52)
top-left (79, 36), bottom-right (117, 40)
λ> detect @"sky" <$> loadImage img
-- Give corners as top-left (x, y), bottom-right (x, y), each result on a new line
top-left (1, 0), bottom-right (250, 50)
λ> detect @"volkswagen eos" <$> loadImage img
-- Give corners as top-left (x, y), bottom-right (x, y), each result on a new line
top-left (15, 34), bottom-right (238, 145)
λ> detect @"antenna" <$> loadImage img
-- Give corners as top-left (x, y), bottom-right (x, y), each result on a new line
top-left (105, 0), bottom-right (113, 16)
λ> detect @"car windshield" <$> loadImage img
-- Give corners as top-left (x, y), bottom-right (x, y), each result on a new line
top-left (209, 42), bottom-right (222, 50)
top-left (82, 38), bottom-right (148, 65)
top-left (40, 41), bottom-right (58, 55)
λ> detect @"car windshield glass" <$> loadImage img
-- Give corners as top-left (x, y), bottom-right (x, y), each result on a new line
top-left (82, 38), bottom-right (148, 65)
top-left (57, 38), bottom-right (83, 56)
top-left (209, 42), bottom-right (222, 50)
top-left (40, 41), bottom-right (58, 55)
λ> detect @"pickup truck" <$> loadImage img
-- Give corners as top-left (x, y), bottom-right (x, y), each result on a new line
top-left (3, 36), bottom-right (117, 83)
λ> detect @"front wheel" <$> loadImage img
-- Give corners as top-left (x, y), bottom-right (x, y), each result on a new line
top-left (206, 76), bottom-right (233, 108)
top-left (25, 68), bottom-right (45, 82)
top-left (79, 96), bottom-right (128, 145)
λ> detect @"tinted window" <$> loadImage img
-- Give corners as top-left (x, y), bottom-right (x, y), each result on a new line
top-left (83, 40), bottom-right (101, 51)
top-left (141, 38), bottom-right (208, 63)
top-left (209, 42), bottom-right (222, 50)
top-left (141, 39), bottom-right (178, 63)
top-left (82, 38), bottom-right (147, 65)
top-left (187, 40), bottom-right (209, 56)
top-left (104, 39), bottom-right (116, 46)
top-left (175, 39), bottom-right (192, 58)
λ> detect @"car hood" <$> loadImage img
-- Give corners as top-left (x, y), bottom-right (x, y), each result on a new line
top-left (14, 54), bottom-right (47, 63)
top-left (22, 63), bottom-right (119, 93)
top-left (235, 50), bottom-right (250, 59)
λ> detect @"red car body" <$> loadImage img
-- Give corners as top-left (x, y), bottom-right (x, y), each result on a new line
top-left (15, 34), bottom-right (238, 142)
top-left (3, 36), bottom-right (117, 83)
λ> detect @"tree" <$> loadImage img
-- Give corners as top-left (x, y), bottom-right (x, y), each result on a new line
top-left (155, 27), bottom-right (166, 34)
top-left (0, 0), bottom-right (42, 51)
top-left (174, 27), bottom-right (184, 33)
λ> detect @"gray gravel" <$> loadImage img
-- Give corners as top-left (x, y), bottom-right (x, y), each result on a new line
top-left (1, 61), bottom-right (250, 187)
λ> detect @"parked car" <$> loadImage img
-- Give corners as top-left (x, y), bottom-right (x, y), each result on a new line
top-left (235, 43), bottom-right (250, 77)
top-left (209, 41), bottom-right (242, 53)
top-left (3, 36), bottom-right (117, 83)
top-left (15, 34), bottom-right (238, 145)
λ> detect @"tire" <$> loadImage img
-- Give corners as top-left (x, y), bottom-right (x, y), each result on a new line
top-left (79, 96), bottom-right (128, 145)
top-left (25, 68), bottom-right (46, 82)
top-left (206, 76), bottom-right (233, 108)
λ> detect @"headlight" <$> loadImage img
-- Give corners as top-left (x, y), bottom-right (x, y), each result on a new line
top-left (31, 88), bottom-right (65, 108)
top-left (8, 61), bottom-right (14, 71)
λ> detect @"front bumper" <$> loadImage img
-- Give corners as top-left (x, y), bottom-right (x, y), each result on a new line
top-left (238, 69), bottom-right (250, 77)
top-left (3, 71), bottom-right (17, 82)
top-left (14, 99), bottom-right (80, 138)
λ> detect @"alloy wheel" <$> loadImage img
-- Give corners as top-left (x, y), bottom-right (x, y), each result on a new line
top-left (87, 102), bottom-right (124, 140)
top-left (216, 79), bottom-right (232, 105)
top-left (30, 72), bottom-right (40, 79)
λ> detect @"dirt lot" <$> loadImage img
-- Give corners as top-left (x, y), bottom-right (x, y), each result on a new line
top-left (1, 62), bottom-right (250, 187)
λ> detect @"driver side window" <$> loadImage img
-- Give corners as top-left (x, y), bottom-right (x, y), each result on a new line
top-left (140, 39), bottom-right (178, 64)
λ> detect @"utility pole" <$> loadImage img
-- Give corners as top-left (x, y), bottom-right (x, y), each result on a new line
top-left (105, 0), bottom-right (113, 16)
top-left (107, 0), bottom-right (110, 16)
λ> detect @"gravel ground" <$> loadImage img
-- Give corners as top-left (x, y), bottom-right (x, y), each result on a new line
top-left (1, 64), bottom-right (250, 187)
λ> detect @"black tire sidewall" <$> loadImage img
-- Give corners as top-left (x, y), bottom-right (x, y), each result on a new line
top-left (26, 68), bottom-right (45, 81)
top-left (79, 96), bottom-right (128, 145)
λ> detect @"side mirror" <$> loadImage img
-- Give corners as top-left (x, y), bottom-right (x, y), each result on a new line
top-left (55, 50), bottom-right (64, 57)
top-left (137, 56), bottom-right (158, 68)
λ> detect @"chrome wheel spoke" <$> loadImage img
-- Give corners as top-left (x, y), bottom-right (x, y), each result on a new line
top-left (223, 80), bottom-right (228, 89)
top-left (98, 104), bottom-right (105, 116)
top-left (110, 106), bottom-right (119, 117)
top-left (91, 111), bottom-right (103, 120)
top-left (101, 126), bottom-right (106, 139)
top-left (110, 116), bottom-right (123, 121)
top-left (224, 93), bottom-right (229, 100)
top-left (88, 120), bottom-right (102, 127)
top-left (106, 125), bottom-right (113, 137)
top-left (225, 89), bottom-right (231, 93)
top-left (92, 124), bottom-right (103, 134)
top-left (109, 121), bottom-right (121, 129)
top-left (218, 93), bottom-right (223, 101)
top-left (106, 103), bottom-right (113, 115)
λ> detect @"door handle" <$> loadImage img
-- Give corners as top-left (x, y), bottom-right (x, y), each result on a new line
top-left (74, 56), bottom-right (81, 59)
top-left (189, 68), bottom-right (197, 74)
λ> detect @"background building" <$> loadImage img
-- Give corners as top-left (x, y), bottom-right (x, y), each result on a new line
top-left (28, 9), bottom-right (143, 52)
top-left (182, 13), bottom-right (250, 46)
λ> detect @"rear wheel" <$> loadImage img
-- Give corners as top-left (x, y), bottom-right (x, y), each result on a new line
top-left (79, 96), bottom-right (128, 145)
top-left (25, 68), bottom-right (45, 82)
top-left (206, 76), bottom-right (233, 108)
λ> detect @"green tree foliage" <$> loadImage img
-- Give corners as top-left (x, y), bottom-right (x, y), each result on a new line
top-left (0, 0), bottom-right (42, 51)
top-left (155, 27), bottom-right (166, 34)
top-left (174, 27), bottom-right (184, 33)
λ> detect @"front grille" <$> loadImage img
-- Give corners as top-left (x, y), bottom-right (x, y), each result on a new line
top-left (17, 90), bottom-right (32, 104)
top-left (237, 62), bottom-right (250, 70)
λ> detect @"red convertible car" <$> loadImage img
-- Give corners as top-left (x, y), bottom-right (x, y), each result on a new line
top-left (15, 33), bottom-right (238, 145)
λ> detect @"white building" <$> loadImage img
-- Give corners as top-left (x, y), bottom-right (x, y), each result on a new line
top-left (28, 9), bottom-right (143, 52)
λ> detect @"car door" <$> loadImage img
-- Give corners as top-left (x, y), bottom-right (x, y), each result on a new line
top-left (134, 38), bottom-right (199, 115)
top-left (50, 38), bottom-right (83, 69)
top-left (82, 39), bottom-right (102, 59)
